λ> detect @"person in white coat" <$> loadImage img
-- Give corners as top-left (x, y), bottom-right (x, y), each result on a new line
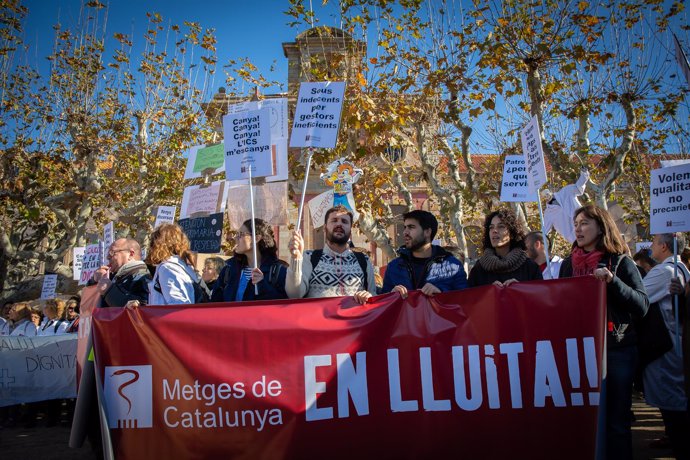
top-left (146, 223), bottom-right (199, 305)
top-left (7, 302), bottom-right (38, 337)
top-left (37, 299), bottom-right (69, 336)
top-left (541, 169), bottom-right (589, 244)
top-left (643, 232), bottom-right (690, 459)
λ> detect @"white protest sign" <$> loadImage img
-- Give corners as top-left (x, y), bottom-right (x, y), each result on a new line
top-left (649, 162), bottom-right (690, 234)
top-left (103, 221), bottom-right (114, 253)
top-left (40, 274), bottom-right (58, 300)
top-left (223, 107), bottom-right (274, 180)
top-left (184, 142), bottom-right (226, 180)
top-left (226, 181), bottom-right (290, 228)
top-left (228, 98), bottom-right (288, 140)
top-left (72, 247), bottom-right (85, 281)
top-left (674, 33), bottom-right (690, 89)
top-left (290, 81), bottom-right (345, 149)
top-left (635, 241), bottom-right (652, 254)
top-left (79, 243), bottom-right (102, 286)
top-left (661, 159), bottom-right (690, 168)
top-left (521, 115), bottom-right (548, 194)
top-left (180, 181), bottom-right (228, 219)
top-left (154, 206), bottom-right (177, 228)
top-left (500, 155), bottom-right (538, 202)
top-left (307, 189), bottom-right (359, 229)
top-left (226, 137), bottom-right (288, 185)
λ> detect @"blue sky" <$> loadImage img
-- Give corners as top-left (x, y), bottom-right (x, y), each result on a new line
top-left (21, 0), bottom-right (341, 94)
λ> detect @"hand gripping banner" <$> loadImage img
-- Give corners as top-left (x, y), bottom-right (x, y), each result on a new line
top-left (91, 277), bottom-right (605, 459)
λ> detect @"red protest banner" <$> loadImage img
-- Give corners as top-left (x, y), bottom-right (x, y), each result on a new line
top-left (91, 277), bottom-right (605, 460)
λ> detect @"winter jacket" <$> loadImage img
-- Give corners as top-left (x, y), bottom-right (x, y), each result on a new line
top-left (382, 246), bottom-right (468, 294)
top-left (101, 260), bottom-right (151, 308)
top-left (211, 256), bottom-right (288, 302)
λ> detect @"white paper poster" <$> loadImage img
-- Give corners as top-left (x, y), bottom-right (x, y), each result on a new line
top-left (228, 98), bottom-right (288, 140)
top-left (521, 115), bottom-right (548, 194)
top-left (180, 181), bottom-right (228, 219)
top-left (226, 182), bottom-right (289, 228)
top-left (226, 137), bottom-right (288, 186)
top-left (154, 206), bottom-right (177, 228)
top-left (79, 243), bottom-right (102, 286)
top-left (307, 189), bottom-right (359, 229)
top-left (223, 107), bottom-right (274, 180)
top-left (72, 247), bottom-right (85, 281)
top-left (499, 155), bottom-right (538, 202)
top-left (103, 221), bottom-right (114, 252)
top-left (290, 81), bottom-right (346, 149)
top-left (184, 142), bottom-right (226, 180)
top-left (650, 163), bottom-right (690, 234)
top-left (661, 159), bottom-right (690, 168)
top-left (635, 241), bottom-right (652, 254)
top-left (40, 274), bottom-right (58, 300)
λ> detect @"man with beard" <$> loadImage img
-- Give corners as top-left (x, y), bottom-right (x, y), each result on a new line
top-left (524, 231), bottom-right (562, 280)
top-left (286, 205), bottom-right (376, 303)
top-left (92, 238), bottom-right (151, 308)
top-left (382, 210), bottom-right (467, 297)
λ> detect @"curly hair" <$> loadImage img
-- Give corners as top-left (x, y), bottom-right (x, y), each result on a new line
top-left (44, 298), bottom-right (65, 319)
top-left (572, 205), bottom-right (628, 255)
top-left (147, 223), bottom-right (194, 266)
top-left (481, 208), bottom-right (527, 251)
top-left (234, 218), bottom-right (278, 265)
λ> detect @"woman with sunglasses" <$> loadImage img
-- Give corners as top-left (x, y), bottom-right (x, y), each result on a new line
top-left (211, 218), bottom-right (288, 302)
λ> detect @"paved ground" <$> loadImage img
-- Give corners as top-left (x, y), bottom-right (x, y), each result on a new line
top-left (0, 394), bottom-right (678, 459)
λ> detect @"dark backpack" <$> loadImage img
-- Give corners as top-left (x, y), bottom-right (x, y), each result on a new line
top-left (309, 249), bottom-right (369, 292)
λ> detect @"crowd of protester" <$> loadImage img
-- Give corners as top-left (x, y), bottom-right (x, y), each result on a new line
top-left (2, 203), bottom-right (690, 459)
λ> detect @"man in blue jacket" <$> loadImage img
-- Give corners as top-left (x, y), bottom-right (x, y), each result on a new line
top-left (382, 210), bottom-right (467, 297)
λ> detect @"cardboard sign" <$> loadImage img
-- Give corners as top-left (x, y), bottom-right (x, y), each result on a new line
top-left (184, 142), bottom-right (227, 180)
top-left (178, 212), bottom-right (224, 254)
top-left (650, 163), bottom-right (690, 234)
top-left (40, 274), bottom-right (58, 300)
top-left (103, 222), bottom-right (114, 253)
top-left (223, 108), bottom-right (274, 180)
top-left (290, 81), bottom-right (346, 149)
top-left (180, 182), bottom-right (228, 219)
top-left (154, 206), bottom-right (177, 228)
top-left (226, 182), bottom-right (289, 228)
top-left (79, 243), bottom-right (102, 286)
top-left (521, 115), bottom-right (548, 194)
top-left (500, 155), bottom-right (538, 202)
top-left (72, 247), bottom-right (85, 281)
top-left (308, 189), bottom-right (359, 229)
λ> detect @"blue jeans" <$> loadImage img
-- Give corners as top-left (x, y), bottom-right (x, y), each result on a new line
top-left (602, 346), bottom-right (637, 460)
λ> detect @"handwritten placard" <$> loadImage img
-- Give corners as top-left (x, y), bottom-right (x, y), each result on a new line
top-left (178, 212), bottom-right (224, 254)
top-left (40, 274), bottom-right (58, 300)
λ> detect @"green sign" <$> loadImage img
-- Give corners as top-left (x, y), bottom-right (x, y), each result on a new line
top-left (193, 143), bottom-right (225, 173)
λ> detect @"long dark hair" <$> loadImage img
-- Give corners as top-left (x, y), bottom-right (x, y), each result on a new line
top-left (234, 218), bottom-right (278, 266)
top-left (481, 208), bottom-right (527, 251)
top-left (571, 204), bottom-right (628, 255)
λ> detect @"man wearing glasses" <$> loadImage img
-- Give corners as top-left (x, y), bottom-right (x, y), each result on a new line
top-left (92, 238), bottom-right (151, 308)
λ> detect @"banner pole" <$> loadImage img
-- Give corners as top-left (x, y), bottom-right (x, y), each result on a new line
top-left (296, 148), bottom-right (314, 232)
top-left (249, 165), bottom-right (258, 296)
top-left (536, 186), bottom-right (552, 276)
top-left (673, 234), bottom-right (680, 354)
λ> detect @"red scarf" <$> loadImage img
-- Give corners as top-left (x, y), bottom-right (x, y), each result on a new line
top-left (571, 247), bottom-right (605, 277)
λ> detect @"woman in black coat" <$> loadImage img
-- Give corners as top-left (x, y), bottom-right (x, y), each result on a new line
top-left (468, 208), bottom-right (542, 287)
top-left (559, 204), bottom-right (648, 460)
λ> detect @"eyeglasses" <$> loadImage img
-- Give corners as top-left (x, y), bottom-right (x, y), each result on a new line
top-left (235, 231), bottom-right (252, 239)
top-left (108, 248), bottom-right (129, 258)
